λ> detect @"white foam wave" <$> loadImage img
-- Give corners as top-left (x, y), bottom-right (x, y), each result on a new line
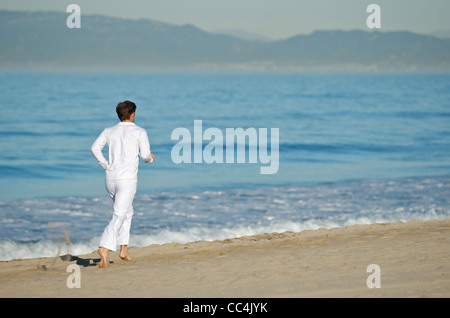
top-left (4, 211), bottom-right (445, 262)
top-left (1, 176), bottom-right (449, 261)
top-left (0, 238), bottom-right (99, 261)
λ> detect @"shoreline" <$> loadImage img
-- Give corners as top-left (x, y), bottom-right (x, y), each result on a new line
top-left (1, 218), bottom-right (449, 297)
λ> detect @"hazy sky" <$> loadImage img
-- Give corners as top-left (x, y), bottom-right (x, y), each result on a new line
top-left (1, 0), bottom-right (450, 39)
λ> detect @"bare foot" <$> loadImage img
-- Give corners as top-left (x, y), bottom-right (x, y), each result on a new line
top-left (98, 247), bottom-right (109, 268)
top-left (120, 254), bottom-right (132, 261)
top-left (119, 245), bottom-right (132, 261)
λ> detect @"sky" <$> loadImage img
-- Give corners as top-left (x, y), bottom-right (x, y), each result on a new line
top-left (1, 0), bottom-right (450, 39)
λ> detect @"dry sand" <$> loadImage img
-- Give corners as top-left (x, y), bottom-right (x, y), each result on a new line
top-left (1, 219), bottom-right (449, 298)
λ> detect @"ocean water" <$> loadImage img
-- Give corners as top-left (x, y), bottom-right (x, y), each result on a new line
top-left (1, 72), bottom-right (450, 261)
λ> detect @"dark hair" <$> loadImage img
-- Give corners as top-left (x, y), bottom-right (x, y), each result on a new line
top-left (116, 100), bottom-right (136, 121)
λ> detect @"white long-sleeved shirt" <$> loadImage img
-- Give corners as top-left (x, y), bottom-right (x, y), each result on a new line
top-left (91, 122), bottom-right (153, 180)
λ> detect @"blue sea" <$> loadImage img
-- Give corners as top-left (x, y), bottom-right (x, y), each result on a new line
top-left (1, 72), bottom-right (450, 261)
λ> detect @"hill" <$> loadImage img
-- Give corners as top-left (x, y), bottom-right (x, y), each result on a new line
top-left (1, 10), bottom-right (449, 71)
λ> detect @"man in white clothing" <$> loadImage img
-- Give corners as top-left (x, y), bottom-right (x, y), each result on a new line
top-left (91, 100), bottom-right (155, 268)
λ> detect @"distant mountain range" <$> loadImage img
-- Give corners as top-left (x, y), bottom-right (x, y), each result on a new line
top-left (211, 29), bottom-right (273, 42)
top-left (1, 10), bottom-right (450, 72)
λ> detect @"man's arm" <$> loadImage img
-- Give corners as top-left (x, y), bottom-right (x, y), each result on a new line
top-left (91, 129), bottom-right (109, 169)
top-left (139, 130), bottom-right (155, 163)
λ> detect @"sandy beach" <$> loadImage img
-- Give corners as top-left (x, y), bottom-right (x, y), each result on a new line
top-left (1, 218), bottom-right (449, 298)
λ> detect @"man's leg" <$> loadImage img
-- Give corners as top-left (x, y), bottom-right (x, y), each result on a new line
top-left (98, 179), bottom-right (137, 267)
top-left (117, 207), bottom-right (134, 261)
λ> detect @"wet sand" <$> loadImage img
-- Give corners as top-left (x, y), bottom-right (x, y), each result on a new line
top-left (1, 219), bottom-right (449, 297)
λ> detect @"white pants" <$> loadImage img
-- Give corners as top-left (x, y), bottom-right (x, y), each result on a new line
top-left (100, 179), bottom-right (137, 251)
